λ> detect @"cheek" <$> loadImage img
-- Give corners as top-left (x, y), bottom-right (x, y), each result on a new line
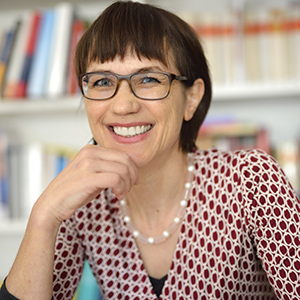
top-left (85, 100), bottom-right (105, 122)
top-left (85, 102), bottom-right (105, 134)
top-left (161, 102), bottom-right (186, 136)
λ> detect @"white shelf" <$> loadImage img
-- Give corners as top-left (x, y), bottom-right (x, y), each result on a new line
top-left (0, 219), bottom-right (27, 236)
top-left (0, 96), bottom-right (85, 116)
top-left (213, 82), bottom-right (300, 101)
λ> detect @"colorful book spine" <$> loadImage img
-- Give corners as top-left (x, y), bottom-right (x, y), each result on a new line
top-left (3, 13), bottom-right (32, 99)
top-left (46, 3), bottom-right (74, 98)
top-left (16, 11), bottom-right (42, 98)
top-left (197, 116), bottom-right (271, 154)
top-left (0, 21), bottom-right (20, 97)
top-left (1, 142), bottom-right (77, 222)
top-left (0, 131), bottom-right (8, 221)
top-left (27, 10), bottom-right (55, 98)
top-left (67, 18), bottom-right (86, 95)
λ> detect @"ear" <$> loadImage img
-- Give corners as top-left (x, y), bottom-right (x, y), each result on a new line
top-left (184, 78), bottom-right (205, 121)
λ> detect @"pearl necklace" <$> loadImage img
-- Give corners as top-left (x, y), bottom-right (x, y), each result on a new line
top-left (120, 153), bottom-right (194, 245)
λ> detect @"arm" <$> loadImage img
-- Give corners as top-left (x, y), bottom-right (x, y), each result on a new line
top-left (245, 150), bottom-right (300, 299)
top-left (4, 145), bottom-right (138, 300)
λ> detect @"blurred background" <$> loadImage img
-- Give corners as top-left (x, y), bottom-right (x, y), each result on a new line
top-left (0, 0), bottom-right (299, 298)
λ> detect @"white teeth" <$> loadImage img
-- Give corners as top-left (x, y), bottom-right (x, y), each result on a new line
top-left (113, 125), bottom-right (152, 137)
top-left (121, 127), bottom-right (128, 136)
top-left (128, 127), bottom-right (135, 136)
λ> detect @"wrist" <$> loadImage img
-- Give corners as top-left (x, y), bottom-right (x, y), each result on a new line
top-left (29, 198), bottom-right (62, 235)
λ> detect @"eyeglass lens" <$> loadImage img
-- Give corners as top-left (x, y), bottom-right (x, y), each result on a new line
top-left (82, 72), bottom-right (171, 100)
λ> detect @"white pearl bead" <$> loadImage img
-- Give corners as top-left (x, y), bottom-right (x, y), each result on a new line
top-left (148, 237), bottom-right (154, 244)
top-left (174, 217), bottom-right (181, 224)
top-left (185, 182), bottom-right (191, 189)
top-left (133, 230), bottom-right (139, 237)
top-left (120, 154), bottom-right (194, 245)
top-left (124, 216), bottom-right (131, 223)
top-left (180, 200), bottom-right (188, 207)
top-left (188, 165), bottom-right (195, 172)
top-left (163, 231), bottom-right (170, 237)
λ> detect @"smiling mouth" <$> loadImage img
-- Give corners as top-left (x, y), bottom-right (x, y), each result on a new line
top-left (112, 125), bottom-right (153, 137)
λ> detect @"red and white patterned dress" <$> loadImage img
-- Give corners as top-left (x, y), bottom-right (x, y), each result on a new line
top-left (52, 148), bottom-right (300, 300)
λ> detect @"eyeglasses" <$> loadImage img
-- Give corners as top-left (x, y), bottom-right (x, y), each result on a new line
top-left (78, 71), bottom-right (189, 100)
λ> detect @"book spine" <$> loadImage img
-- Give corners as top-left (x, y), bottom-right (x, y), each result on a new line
top-left (244, 11), bottom-right (261, 83)
top-left (3, 13), bottom-right (32, 99)
top-left (17, 11), bottom-right (42, 98)
top-left (7, 144), bottom-right (22, 219)
top-left (0, 21), bottom-right (21, 98)
top-left (67, 18), bottom-right (85, 95)
top-left (286, 3), bottom-right (300, 81)
top-left (27, 10), bottom-right (55, 98)
top-left (46, 3), bottom-right (74, 98)
top-left (2, 141), bottom-right (78, 222)
top-left (0, 131), bottom-right (9, 221)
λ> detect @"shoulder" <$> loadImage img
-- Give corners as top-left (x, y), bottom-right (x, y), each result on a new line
top-left (193, 147), bottom-right (279, 172)
top-left (192, 148), bottom-right (288, 193)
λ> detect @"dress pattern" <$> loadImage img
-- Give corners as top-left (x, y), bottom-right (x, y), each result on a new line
top-left (52, 148), bottom-right (300, 300)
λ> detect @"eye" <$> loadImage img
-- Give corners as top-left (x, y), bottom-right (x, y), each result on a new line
top-left (85, 73), bottom-right (116, 89)
top-left (93, 77), bottom-right (113, 87)
top-left (141, 76), bottom-right (161, 84)
top-left (136, 73), bottom-right (164, 86)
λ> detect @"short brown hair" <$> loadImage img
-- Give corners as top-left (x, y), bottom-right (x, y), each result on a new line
top-left (75, 1), bottom-right (212, 152)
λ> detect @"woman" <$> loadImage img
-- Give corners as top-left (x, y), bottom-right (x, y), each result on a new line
top-left (1, 1), bottom-right (300, 300)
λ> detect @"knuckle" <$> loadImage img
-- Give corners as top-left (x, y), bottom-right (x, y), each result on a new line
top-left (119, 164), bottom-right (130, 176)
top-left (110, 173), bottom-right (123, 186)
top-left (119, 151), bottom-right (132, 164)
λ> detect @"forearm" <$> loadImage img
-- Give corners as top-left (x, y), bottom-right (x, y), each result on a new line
top-left (4, 145), bottom-right (138, 299)
top-left (5, 201), bottom-right (60, 300)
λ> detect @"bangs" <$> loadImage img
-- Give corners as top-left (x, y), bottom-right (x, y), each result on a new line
top-left (76, 2), bottom-right (169, 75)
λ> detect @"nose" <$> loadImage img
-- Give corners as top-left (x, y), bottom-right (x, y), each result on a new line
top-left (110, 80), bottom-right (141, 116)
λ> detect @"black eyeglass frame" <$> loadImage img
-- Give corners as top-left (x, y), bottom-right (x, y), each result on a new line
top-left (78, 71), bottom-right (191, 100)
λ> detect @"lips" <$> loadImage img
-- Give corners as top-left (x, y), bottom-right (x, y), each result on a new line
top-left (111, 124), bottom-right (153, 137)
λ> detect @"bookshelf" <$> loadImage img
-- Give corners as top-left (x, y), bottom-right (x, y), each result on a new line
top-left (0, 0), bottom-right (300, 283)
top-left (0, 96), bottom-right (82, 115)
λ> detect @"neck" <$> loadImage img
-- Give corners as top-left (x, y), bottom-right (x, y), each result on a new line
top-left (125, 150), bottom-right (189, 232)
top-left (120, 151), bottom-right (194, 244)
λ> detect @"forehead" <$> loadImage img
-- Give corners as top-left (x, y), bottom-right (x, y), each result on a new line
top-left (86, 49), bottom-right (178, 74)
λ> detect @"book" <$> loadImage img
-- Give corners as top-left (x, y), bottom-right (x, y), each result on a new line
top-left (3, 142), bottom-right (77, 221)
top-left (286, 3), bottom-right (300, 81)
top-left (2, 13), bottom-right (33, 99)
top-left (16, 11), bottom-right (42, 98)
top-left (67, 18), bottom-right (86, 95)
top-left (0, 21), bottom-right (21, 97)
top-left (266, 9), bottom-right (289, 82)
top-left (197, 116), bottom-right (271, 153)
top-left (276, 140), bottom-right (300, 195)
top-left (46, 3), bottom-right (74, 98)
top-left (244, 11), bottom-right (261, 83)
top-left (0, 131), bottom-right (8, 221)
top-left (7, 144), bottom-right (22, 219)
top-left (18, 144), bottom-right (44, 219)
top-left (27, 10), bottom-right (55, 98)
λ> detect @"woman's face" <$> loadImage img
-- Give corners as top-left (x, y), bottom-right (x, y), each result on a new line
top-left (84, 51), bottom-right (197, 168)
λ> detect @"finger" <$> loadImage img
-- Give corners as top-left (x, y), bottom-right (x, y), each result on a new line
top-left (91, 146), bottom-right (139, 186)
